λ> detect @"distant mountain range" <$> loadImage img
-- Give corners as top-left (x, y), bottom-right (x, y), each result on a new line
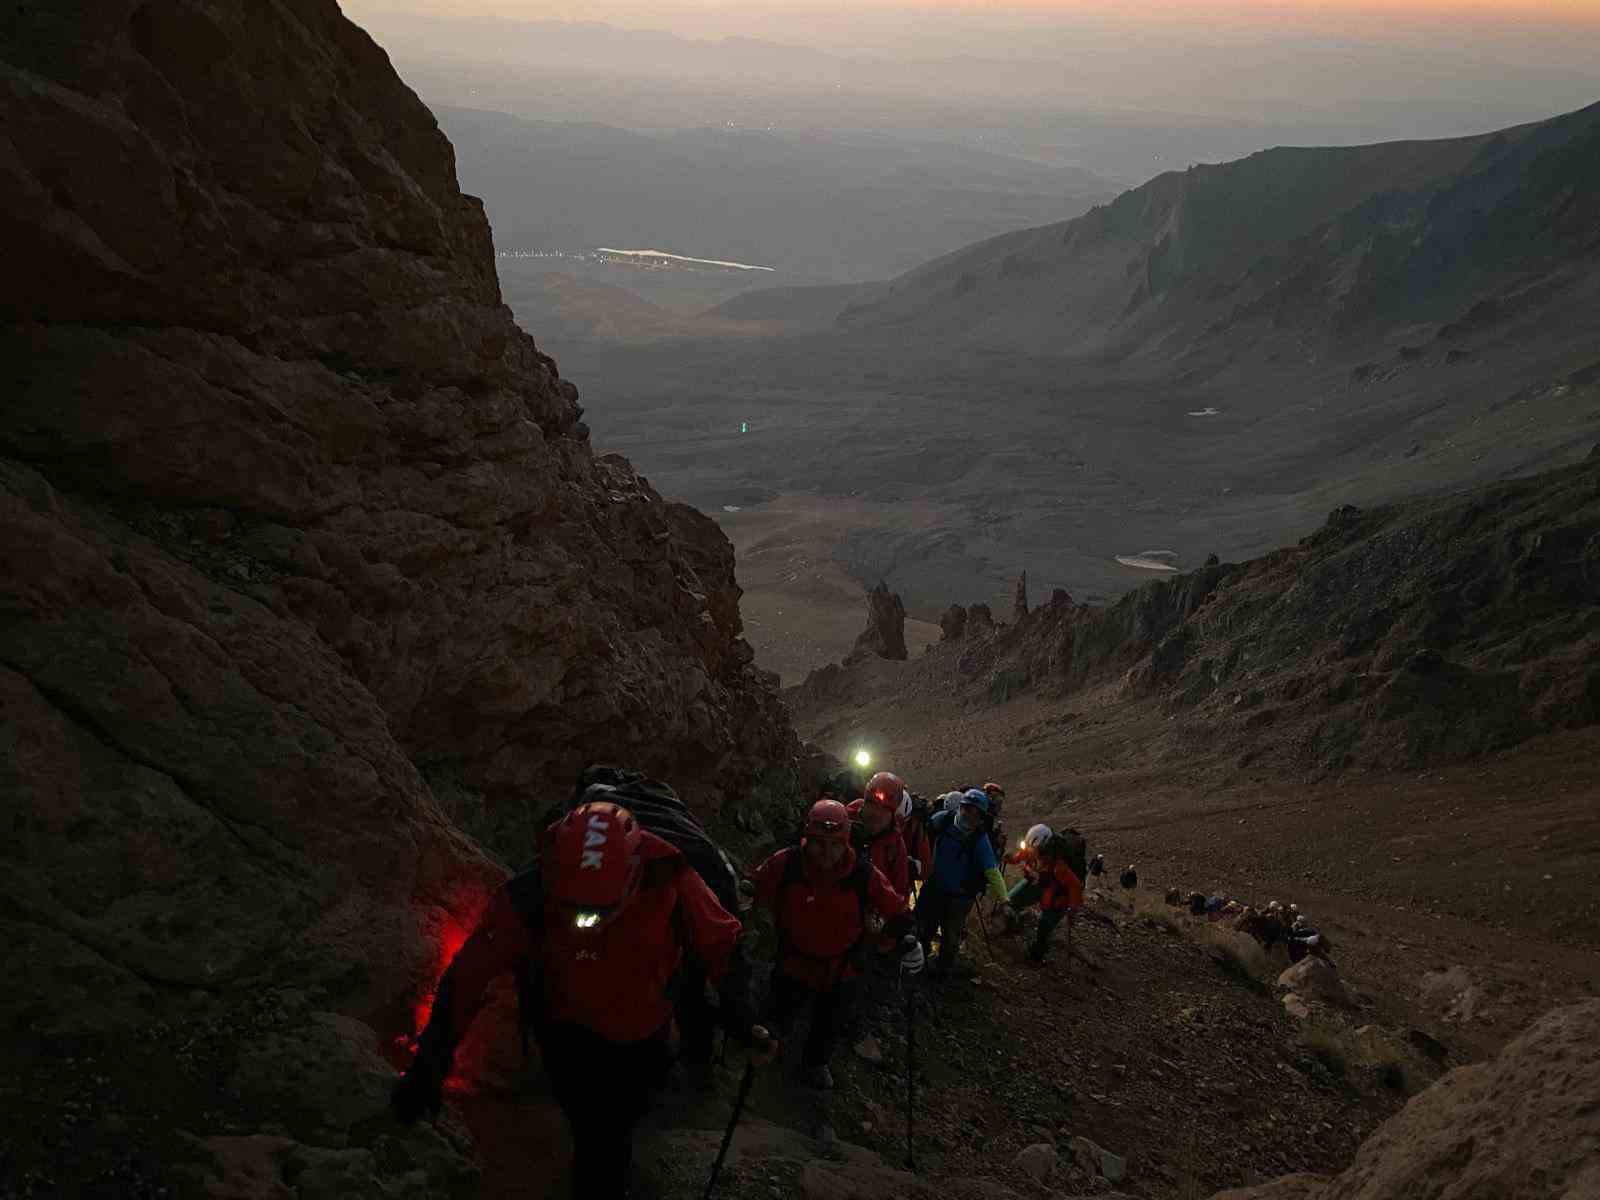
top-left (558, 101), bottom-right (1600, 623)
top-left (435, 106), bottom-right (1116, 285)
top-left (836, 100), bottom-right (1600, 362)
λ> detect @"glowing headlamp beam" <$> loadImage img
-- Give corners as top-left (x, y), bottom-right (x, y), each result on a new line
top-left (853, 748), bottom-right (872, 769)
top-left (574, 912), bottom-right (602, 929)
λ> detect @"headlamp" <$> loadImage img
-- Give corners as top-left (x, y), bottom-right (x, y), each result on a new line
top-left (574, 911), bottom-right (603, 930)
top-left (853, 748), bottom-right (872, 769)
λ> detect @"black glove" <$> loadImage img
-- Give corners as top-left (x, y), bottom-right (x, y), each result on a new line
top-left (391, 1065), bottom-right (442, 1126)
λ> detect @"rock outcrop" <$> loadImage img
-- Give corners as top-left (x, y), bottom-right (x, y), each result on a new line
top-left (859, 453), bottom-right (1600, 775)
top-left (1, 1), bottom-right (794, 1190)
top-left (1013, 570), bottom-right (1029, 620)
top-left (939, 603), bottom-right (968, 641)
top-left (1213, 1000), bottom-right (1600, 1199)
top-left (845, 581), bottom-right (908, 663)
top-left (967, 603), bottom-right (996, 636)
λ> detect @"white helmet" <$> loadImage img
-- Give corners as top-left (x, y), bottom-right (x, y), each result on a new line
top-left (1022, 823), bottom-right (1053, 852)
top-left (897, 789), bottom-right (914, 821)
top-left (941, 791), bottom-right (964, 813)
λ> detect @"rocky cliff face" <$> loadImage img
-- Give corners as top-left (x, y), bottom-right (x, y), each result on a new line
top-left (1, 1), bottom-right (792, 1191)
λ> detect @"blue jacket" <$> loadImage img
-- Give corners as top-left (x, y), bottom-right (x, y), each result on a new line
top-left (927, 809), bottom-right (999, 897)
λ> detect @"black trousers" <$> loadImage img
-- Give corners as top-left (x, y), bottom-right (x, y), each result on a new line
top-left (676, 958), bottom-right (718, 1064)
top-left (766, 970), bottom-right (857, 1070)
top-left (915, 883), bottom-right (974, 970)
top-left (540, 1021), bottom-right (674, 1200)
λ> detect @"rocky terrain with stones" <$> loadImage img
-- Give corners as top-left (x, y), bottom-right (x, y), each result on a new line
top-left (2, 4), bottom-right (1596, 1200)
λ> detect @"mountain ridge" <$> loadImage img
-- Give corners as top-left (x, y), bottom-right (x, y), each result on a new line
top-left (839, 98), bottom-right (1600, 362)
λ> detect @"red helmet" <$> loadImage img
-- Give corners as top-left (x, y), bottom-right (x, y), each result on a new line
top-left (548, 801), bottom-right (643, 915)
top-left (982, 781), bottom-right (1005, 797)
top-left (804, 798), bottom-right (852, 843)
top-left (863, 772), bottom-right (905, 812)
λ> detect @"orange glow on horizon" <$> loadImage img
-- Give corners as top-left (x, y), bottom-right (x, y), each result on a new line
top-left (827, 0), bottom-right (1600, 26)
top-left (389, 0), bottom-right (1600, 24)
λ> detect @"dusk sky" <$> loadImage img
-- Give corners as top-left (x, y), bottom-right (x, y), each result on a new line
top-left (347, 0), bottom-right (1600, 146)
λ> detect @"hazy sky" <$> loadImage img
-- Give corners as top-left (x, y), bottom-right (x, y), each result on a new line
top-left (358, 0), bottom-right (1600, 40)
top-left (348, 0), bottom-right (1600, 145)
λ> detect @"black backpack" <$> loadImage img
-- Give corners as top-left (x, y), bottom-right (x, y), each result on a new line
top-left (569, 764), bottom-right (741, 917)
top-left (1048, 828), bottom-right (1088, 881)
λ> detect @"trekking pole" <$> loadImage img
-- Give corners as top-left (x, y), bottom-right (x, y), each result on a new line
top-left (703, 1059), bottom-right (756, 1200)
top-left (900, 937), bottom-right (919, 1173)
top-left (976, 899), bottom-right (997, 964)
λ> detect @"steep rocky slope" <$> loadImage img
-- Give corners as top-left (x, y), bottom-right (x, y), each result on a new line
top-left (1219, 1000), bottom-right (1600, 1200)
top-left (1, 1), bottom-right (793, 1194)
top-left (795, 448), bottom-right (1600, 777)
top-left (839, 100), bottom-right (1600, 362)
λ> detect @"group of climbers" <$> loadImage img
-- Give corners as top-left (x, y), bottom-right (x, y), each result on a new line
top-left (390, 764), bottom-right (1084, 1198)
top-left (1162, 889), bottom-right (1332, 962)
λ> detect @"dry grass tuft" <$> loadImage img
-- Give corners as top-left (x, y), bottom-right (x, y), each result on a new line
top-left (1300, 1020), bottom-right (1352, 1078)
top-left (1199, 923), bottom-right (1272, 988)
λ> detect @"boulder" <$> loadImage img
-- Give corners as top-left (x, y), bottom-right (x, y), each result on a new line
top-left (846, 581), bottom-right (908, 663)
top-left (1015, 1142), bottom-right (1057, 1182)
top-left (1278, 957), bottom-right (1352, 1008)
top-left (1210, 1001), bottom-right (1600, 1199)
top-left (1417, 965), bottom-right (1483, 1024)
top-left (853, 1036), bottom-right (884, 1064)
top-left (1069, 1135), bottom-right (1127, 1183)
top-left (968, 603), bottom-right (996, 635)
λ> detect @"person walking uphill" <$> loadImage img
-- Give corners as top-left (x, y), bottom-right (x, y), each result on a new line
top-left (848, 771), bottom-right (912, 896)
top-left (391, 800), bottom-right (776, 1199)
top-left (917, 788), bottom-right (1008, 976)
top-left (749, 799), bottom-right (920, 1090)
top-left (1003, 823), bottom-right (1084, 965)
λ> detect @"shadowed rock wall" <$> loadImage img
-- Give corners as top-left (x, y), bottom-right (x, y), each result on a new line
top-left (1, 2), bottom-right (794, 1189)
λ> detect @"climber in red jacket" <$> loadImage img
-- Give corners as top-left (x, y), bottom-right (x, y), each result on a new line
top-left (392, 800), bottom-right (775, 1199)
top-left (1002, 824), bottom-right (1084, 965)
top-left (848, 771), bottom-right (912, 897)
top-left (748, 798), bottom-right (921, 1089)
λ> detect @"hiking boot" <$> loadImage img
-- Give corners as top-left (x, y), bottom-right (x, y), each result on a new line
top-left (802, 1065), bottom-right (834, 1091)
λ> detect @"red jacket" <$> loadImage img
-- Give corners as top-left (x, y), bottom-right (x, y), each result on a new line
top-left (847, 800), bottom-right (912, 896)
top-left (1039, 858), bottom-right (1084, 914)
top-left (435, 831), bottom-right (741, 1048)
top-left (750, 846), bottom-right (909, 989)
